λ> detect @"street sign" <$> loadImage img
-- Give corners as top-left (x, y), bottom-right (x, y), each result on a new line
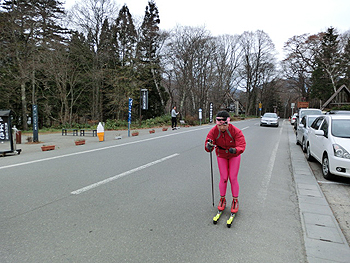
top-left (32, 105), bottom-right (39, 142)
top-left (298, 102), bottom-right (309, 108)
top-left (209, 102), bottom-right (213, 123)
top-left (141, 89), bottom-right (148, 110)
top-left (128, 98), bottom-right (133, 137)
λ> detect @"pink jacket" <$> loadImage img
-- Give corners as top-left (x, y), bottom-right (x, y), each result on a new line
top-left (205, 124), bottom-right (246, 159)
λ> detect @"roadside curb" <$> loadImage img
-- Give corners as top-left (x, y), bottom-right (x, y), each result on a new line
top-left (288, 124), bottom-right (350, 262)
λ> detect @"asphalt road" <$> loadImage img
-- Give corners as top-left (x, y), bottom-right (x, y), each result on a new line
top-left (1, 119), bottom-right (306, 262)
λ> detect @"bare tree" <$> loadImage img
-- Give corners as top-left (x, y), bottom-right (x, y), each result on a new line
top-left (213, 34), bottom-right (242, 113)
top-left (238, 30), bottom-right (277, 115)
top-left (164, 26), bottom-right (216, 116)
top-left (282, 33), bottom-right (320, 102)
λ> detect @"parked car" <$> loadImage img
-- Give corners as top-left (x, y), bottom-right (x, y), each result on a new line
top-left (306, 115), bottom-right (350, 180)
top-left (291, 113), bottom-right (298, 125)
top-left (294, 108), bottom-right (322, 130)
top-left (260, 113), bottom-right (279, 127)
top-left (296, 115), bottom-right (321, 152)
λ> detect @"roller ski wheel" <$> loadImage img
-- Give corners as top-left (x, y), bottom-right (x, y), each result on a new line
top-left (213, 210), bottom-right (223, 224)
top-left (226, 213), bottom-right (236, 228)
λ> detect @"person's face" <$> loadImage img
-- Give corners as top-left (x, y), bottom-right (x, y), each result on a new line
top-left (216, 117), bottom-right (229, 132)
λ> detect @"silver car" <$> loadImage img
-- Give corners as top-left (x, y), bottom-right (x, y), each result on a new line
top-left (296, 115), bottom-right (320, 152)
top-left (260, 113), bottom-right (279, 127)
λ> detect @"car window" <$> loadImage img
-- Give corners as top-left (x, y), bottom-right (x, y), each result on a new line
top-left (300, 109), bottom-right (322, 118)
top-left (320, 119), bottom-right (328, 137)
top-left (307, 116), bottom-right (318, 127)
top-left (311, 117), bottom-right (324, 129)
top-left (263, 113), bottom-right (277, 118)
top-left (332, 119), bottom-right (350, 138)
top-left (301, 116), bottom-right (306, 126)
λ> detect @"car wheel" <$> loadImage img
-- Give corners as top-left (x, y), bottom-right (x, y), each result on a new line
top-left (306, 144), bottom-right (314, 161)
top-left (322, 154), bottom-right (335, 180)
top-left (302, 138), bottom-right (307, 152)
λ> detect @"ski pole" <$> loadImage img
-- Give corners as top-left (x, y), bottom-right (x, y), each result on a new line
top-left (209, 145), bottom-right (215, 207)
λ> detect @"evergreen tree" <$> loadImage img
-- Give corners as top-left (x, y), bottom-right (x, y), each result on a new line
top-left (1, 0), bottom-right (67, 129)
top-left (100, 5), bottom-right (139, 120)
top-left (311, 27), bottom-right (342, 101)
top-left (136, 0), bottom-right (168, 118)
top-left (114, 4), bottom-right (137, 67)
top-left (341, 35), bottom-right (350, 88)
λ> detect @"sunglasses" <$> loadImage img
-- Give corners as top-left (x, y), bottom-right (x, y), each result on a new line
top-left (216, 117), bottom-right (228, 125)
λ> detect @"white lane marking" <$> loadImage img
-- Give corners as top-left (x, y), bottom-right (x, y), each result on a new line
top-left (241, 126), bottom-right (249, 130)
top-left (257, 123), bottom-right (283, 205)
top-left (71, 153), bottom-right (179, 195)
top-left (1, 123), bottom-right (251, 170)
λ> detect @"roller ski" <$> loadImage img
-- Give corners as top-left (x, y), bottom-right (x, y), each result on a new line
top-left (213, 197), bottom-right (226, 224)
top-left (226, 199), bottom-right (239, 228)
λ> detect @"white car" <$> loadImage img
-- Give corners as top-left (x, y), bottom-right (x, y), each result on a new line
top-left (306, 115), bottom-right (350, 180)
top-left (291, 113), bottom-right (297, 125)
top-left (296, 115), bottom-right (321, 152)
top-left (260, 113), bottom-right (279, 127)
top-left (294, 108), bottom-right (322, 130)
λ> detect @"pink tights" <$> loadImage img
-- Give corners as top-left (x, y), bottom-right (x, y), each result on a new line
top-left (217, 155), bottom-right (241, 197)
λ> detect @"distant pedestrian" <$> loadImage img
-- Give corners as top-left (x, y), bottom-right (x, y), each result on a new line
top-left (171, 106), bottom-right (179, 130)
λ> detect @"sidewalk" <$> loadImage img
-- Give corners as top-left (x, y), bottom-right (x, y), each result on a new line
top-left (288, 124), bottom-right (350, 263)
top-left (15, 127), bottom-right (174, 155)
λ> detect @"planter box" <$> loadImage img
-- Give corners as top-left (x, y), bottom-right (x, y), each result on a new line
top-left (162, 128), bottom-right (168, 131)
top-left (132, 132), bottom-right (139, 136)
top-left (75, 140), bottom-right (85, 146)
top-left (149, 130), bottom-right (155, 134)
top-left (41, 145), bottom-right (55, 151)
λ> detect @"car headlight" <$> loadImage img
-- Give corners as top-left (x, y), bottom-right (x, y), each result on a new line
top-left (333, 144), bottom-right (350, 159)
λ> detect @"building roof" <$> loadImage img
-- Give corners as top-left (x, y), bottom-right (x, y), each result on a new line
top-left (321, 85), bottom-right (350, 110)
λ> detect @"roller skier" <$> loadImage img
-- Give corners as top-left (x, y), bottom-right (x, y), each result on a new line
top-left (205, 111), bottom-right (246, 227)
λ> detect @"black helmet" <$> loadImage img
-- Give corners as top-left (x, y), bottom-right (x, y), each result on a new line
top-left (216, 111), bottom-right (230, 119)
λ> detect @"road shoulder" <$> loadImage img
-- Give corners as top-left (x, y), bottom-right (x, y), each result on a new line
top-left (288, 124), bottom-right (350, 263)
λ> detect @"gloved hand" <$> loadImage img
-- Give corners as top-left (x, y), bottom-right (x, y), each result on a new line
top-left (206, 140), bottom-right (214, 151)
top-left (229, 148), bottom-right (237, 154)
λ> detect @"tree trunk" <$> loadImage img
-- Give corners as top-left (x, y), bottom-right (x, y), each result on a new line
top-left (21, 82), bottom-right (28, 130)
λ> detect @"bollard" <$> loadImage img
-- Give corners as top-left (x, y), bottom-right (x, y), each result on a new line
top-left (97, 122), bottom-right (104, 142)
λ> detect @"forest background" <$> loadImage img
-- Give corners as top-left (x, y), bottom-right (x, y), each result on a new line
top-left (1, 0), bottom-right (350, 131)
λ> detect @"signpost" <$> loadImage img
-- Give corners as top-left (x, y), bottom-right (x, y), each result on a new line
top-left (0, 111), bottom-right (11, 152)
top-left (141, 89), bottom-right (148, 110)
top-left (259, 102), bottom-right (262, 115)
top-left (128, 98), bottom-right (133, 137)
top-left (199, 108), bottom-right (202, 125)
top-left (209, 102), bottom-right (213, 123)
top-left (32, 105), bottom-right (39, 142)
top-left (0, 110), bottom-right (21, 155)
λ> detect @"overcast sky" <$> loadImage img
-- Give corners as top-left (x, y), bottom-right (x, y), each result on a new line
top-left (64, 0), bottom-right (350, 60)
